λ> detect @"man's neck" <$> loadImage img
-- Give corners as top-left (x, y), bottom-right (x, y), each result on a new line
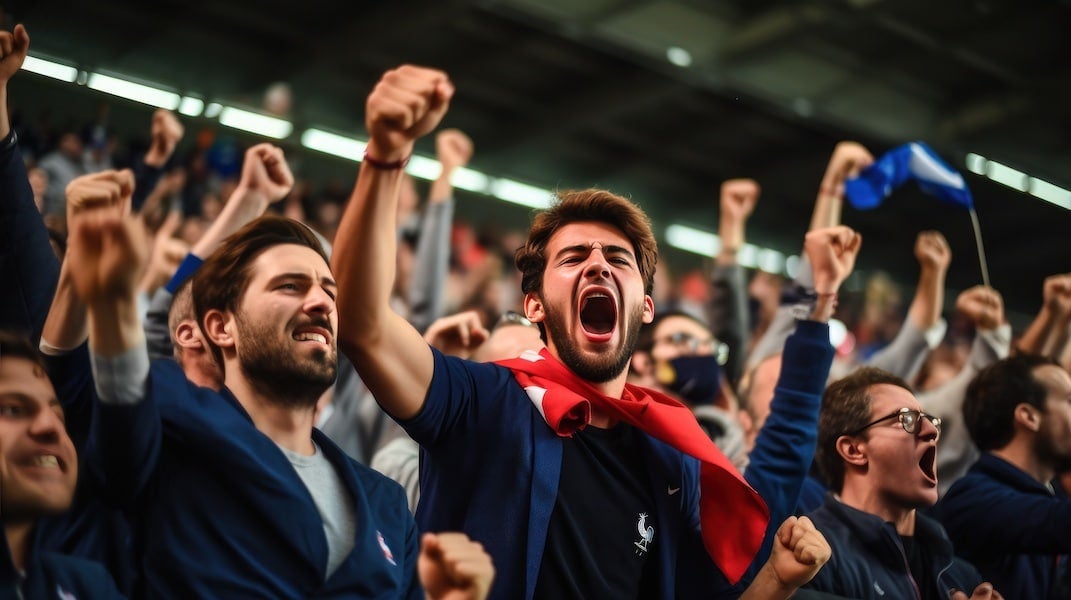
top-left (4, 521), bottom-right (33, 573)
top-left (839, 486), bottom-right (917, 536)
top-left (992, 440), bottom-right (1053, 484)
top-left (225, 372), bottom-right (317, 455)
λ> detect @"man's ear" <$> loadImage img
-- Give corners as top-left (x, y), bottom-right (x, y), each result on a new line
top-left (1014, 403), bottom-right (1042, 433)
top-left (203, 309), bottom-right (236, 351)
top-left (524, 292), bottom-right (545, 324)
top-left (836, 435), bottom-right (868, 467)
top-left (642, 295), bottom-right (655, 324)
top-left (175, 320), bottom-right (205, 351)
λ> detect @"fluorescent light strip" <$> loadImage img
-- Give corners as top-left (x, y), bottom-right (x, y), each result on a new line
top-left (1030, 177), bottom-right (1071, 210)
top-left (985, 160), bottom-right (1028, 192)
top-left (965, 152), bottom-right (986, 175)
top-left (218, 106), bottom-right (292, 139)
top-left (86, 73), bottom-right (180, 109)
top-left (665, 225), bottom-right (796, 276)
top-left (966, 152), bottom-right (1071, 211)
top-left (178, 96), bottom-right (205, 117)
top-left (204, 103), bottom-right (223, 119)
top-left (490, 178), bottom-right (553, 209)
top-left (451, 167), bottom-right (491, 194)
top-left (300, 129), bottom-right (364, 161)
top-left (21, 55), bottom-right (78, 82)
top-left (665, 225), bottom-right (720, 257)
top-left (757, 248), bottom-right (785, 274)
top-left (405, 155), bottom-right (441, 181)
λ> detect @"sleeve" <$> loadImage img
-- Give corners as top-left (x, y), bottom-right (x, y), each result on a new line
top-left (131, 156), bottom-right (164, 213)
top-left (708, 262), bottom-right (750, 388)
top-left (144, 287), bottom-right (175, 361)
top-left (407, 197), bottom-right (454, 334)
top-left (745, 320), bottom-right (834, 565)
top-left (0, 130), bottom-right (61, 344)
top-left (370, 437), bottom-right (421, 513)
top-left (745, 257), bottom-right (815, 373)
top-left (87, 341), bottom-right (163, 506)
top-left (864, 317), bottom-right (947, 381)
top-left (43, 344), bottom-right (97, 452)
top-left (940, 472), bottom-right (1071, 555)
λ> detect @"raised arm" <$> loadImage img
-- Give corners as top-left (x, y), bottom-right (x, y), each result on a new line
top-left (740, 516), bottom-right (831, 600)
top-left (408, 129), bottom-right (472, 332)
top-left (334, 66), bottom-right (453, 420)
top-left (810, 141), bottom-right (873, 231)
top-left (710, 178), bottom-right (759, 387)
top-left (1017, 274), bottom-right (1071, 357)
top-left (131, 109), bottom-right (184, 212)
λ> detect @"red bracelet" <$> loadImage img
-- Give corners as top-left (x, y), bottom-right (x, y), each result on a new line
top-left (363, 151), bottom-right (410, 170)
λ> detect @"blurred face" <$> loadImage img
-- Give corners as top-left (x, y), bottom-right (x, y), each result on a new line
top-left (650, 315), bottom-right (714, 364)
top-left (0, 357), bottom-right (77, 521)
top-left (743, 354), bottom-right (782, 449)
top-left (232, 244), bottom-right (338, 407)
top-left (853, 384), bottom-right (940, 509)
top-left (529, 222), bottom-right (653, 383)
top-left (1034, 365), bottom-right (1071, 472)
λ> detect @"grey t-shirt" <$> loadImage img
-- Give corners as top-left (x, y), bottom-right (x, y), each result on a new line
top-left (278, 442), bottom-right (358, 579)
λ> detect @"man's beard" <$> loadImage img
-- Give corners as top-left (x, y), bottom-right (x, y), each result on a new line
top-left (235, 311), bottom-right (338, 409)
top-left (544, 301), bottom-right (644, 384)
top-left (1037, 423), bottom-right (1071, 473)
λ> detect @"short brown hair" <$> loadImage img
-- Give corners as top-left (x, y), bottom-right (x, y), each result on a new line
top-left (192, 215), bottom-right (329, 365)
top-left (965, 354), bottom-right (1058, 452)
top-left (816, 367), bottom-right (912, 493)
top-left (0, 329), bottom-right (46, 371)
top-left (515, 189), bottom-right (657, 297)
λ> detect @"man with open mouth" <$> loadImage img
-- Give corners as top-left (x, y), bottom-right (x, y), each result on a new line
top-left (804, 367), bottom-right (1001, 599)
top-left (334, 64), bottom-right (842, 600)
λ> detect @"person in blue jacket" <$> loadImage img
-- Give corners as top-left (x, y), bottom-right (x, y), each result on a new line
top-left (64, 169), bottom-right (494, 598)
top-left (804, 367), bottom-right (1000, 600)
top-left (934, 354), bottom-right (1071, 600)
top-left (334, 65), bottom-right (841, 600)
top-left (0, 328), bottom-right (124, 599)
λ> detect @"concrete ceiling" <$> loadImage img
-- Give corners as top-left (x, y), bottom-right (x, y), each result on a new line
top-left (6, 0), bottom-right (1071, 321)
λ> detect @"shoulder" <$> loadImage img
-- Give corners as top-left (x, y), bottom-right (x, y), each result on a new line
top-left (38, 552), bottom-right (123, 598)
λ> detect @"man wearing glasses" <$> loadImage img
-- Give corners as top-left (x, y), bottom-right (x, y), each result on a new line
top-left (803, 367), bottom-right (1002, 600)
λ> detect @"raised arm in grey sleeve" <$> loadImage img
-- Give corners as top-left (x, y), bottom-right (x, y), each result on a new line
top-left (864, 317), bottom-right (947, 382)
top-left (144, 287), bottom-right (175, 362)
top-left (407, 197), bottom-right (454, 334)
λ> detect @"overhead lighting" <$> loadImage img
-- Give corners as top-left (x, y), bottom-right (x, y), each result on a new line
top-left (178, 96), bottom-right (204, 117)
top-left (300, 128), bottom-right (365, 161)
top-left (86, 72), bottom-right (180, 110)
top-left (785, 254), bottom-right (801, 278)
top-left (204, 102), bottom-right (223, 119)
top-left (21, 55), bottom-right (78, 82)
top-left (1030, 177), bottom-right (1071, 210)
top-left (758, 248), bottom-right (785, 274)
top-left (218, 106), bottom-right (293, 139)
top-left (985, 160), bottom-right (1028, 192)
top-left (666, 46), bottom-right (693, 68)
top-left (965, 152), bottom-right (986, 175)
top-left (451, 167), bottom-right (491, 194)
top-left (736, 243), bottom-right (760, 269)
top-left (828, 318), bottom-right (848, 348)
top-left (665, 225), bottom-right (720, 257)
top-left (405, 155), bottom-right (441, 181)
top-left (489, 178), bottom-right (553, 209)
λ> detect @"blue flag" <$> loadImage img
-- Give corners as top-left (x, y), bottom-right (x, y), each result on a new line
top-left (845, 142), bottom-right (973, 210)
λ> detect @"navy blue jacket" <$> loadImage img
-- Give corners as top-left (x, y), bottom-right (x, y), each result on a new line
top-left (0, 525), bottom-right (123, 600)
top-left (405, 320), bottom-right (832, 600)
top-left (934, 453), bottom-right (1071, 600)
top-left (805, 495), bottom-right (982, 599)
top-left (89, 359), bottom-right (421, 598)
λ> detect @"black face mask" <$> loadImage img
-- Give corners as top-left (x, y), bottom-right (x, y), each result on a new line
top-left (656, 355), bottom-right (721, 406)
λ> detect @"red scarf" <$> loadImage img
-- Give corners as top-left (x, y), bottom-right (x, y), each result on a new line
top-left (497, 348), bottom-right (768, 584)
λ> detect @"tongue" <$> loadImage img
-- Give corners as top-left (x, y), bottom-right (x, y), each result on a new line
top-left (581, 296), bottom-right (615, 334)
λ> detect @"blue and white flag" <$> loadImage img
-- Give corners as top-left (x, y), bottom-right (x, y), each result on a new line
top-left (845, 142), bottom-right (973, 210)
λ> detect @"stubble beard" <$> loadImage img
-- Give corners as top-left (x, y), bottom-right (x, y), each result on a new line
top-left (235, 311), bottom-right (338, 409)
top-left (544, 301), bottom-right (645, 384)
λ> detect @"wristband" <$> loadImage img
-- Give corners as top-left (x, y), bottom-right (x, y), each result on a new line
top-left (363, 151), bottom-right (410, 170)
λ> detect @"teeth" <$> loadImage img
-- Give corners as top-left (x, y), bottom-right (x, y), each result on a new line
top-left (35, 455), bottom-right (59, 468)
top-left (294, 332), bottom-right (327, 344)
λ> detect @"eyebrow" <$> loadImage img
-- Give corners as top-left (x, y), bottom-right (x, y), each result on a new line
top-left (268, 272), bottom-right (337, 289)
top-left (553, 244), bottom-right (635, 262)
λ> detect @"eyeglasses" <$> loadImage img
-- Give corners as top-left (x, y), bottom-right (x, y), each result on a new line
top-left (653, 332), bottom-right (729, 365)
top-left (847, 408), bottom-right (942, 438)
top-left (494, 310), bottom-right (536, 331)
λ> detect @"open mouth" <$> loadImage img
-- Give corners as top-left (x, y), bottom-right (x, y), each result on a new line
top-left (24, 453), bottom-right (67, 473)
top-left (919, 446), bottom-right (937, 484)
top-left (293, 331), bottom-right (328, 344)
top-left (580, 291), bottom-right (617, 336)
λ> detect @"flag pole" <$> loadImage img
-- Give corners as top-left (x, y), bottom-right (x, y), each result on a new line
top-left (969, 207), bottom-right (991, 288)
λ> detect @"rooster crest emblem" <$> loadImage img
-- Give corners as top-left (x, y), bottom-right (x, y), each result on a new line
top-left (634, 512), bottom-right (654, 555)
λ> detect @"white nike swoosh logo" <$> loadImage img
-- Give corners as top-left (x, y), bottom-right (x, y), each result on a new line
top-left (667, 486), bottom-right (680, 495)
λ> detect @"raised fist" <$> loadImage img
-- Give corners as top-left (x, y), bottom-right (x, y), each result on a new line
top-left (914, 230), bottom-right (951, 272)
top-left (1043, 273), bottom-right (1071, 317)
top-left (365, 65), bottom-right (453, 162)
top-left (720, 178), bottom-right (760, 223)
top-left (67, 209), bottom-right (150, 305)
top-left (804, 225), bottom-right (862, 295)
top-left (144, 110), bottom-right (185, 167)
top-left (436, 128), bottom-right (474, 173)
top-left (418, 532), bottom-right (495, 600)
top-left (956, 286), bottom-right (1004, 331)
top-left (66, 170), bottom-right (135, 225)
top-left (820, 141), bottom-right (874, 198)
top-left (238, 143), bottom-right (294, 203)
top-left (0, 24), bottom-right (29, 86)
top-left (766, 516), bottom-right (831, 590)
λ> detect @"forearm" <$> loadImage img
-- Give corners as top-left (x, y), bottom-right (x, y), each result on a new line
top-left (408, 196), bottom-right (453, 332)
top-left (191, 185), bottom-right (269, 258)
top-left (865, 318), bottom-right (945, 382)
top-left (710, 262), bottom-right (749, 386)
top-left (717, 215), bottom-right (745, 267)
top-left (0, 85), bottom-right (9, 139)
top-left (428, 170), bottom-right (455, 204)
top-left (809, 192), bottom-right (841, 231)
top-left (1017, 306), bottom-right (1056, 355)
top-left (87, 292), bottom-right (145, 359)
top-left (738, 562), bottom-right (796, 600)
top-left (908, 266), bottom-right (946, 330)
top-left (1043, 314), bottom-right (1071, 359)
top-left (41, 260), bottom-right (89, 352)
